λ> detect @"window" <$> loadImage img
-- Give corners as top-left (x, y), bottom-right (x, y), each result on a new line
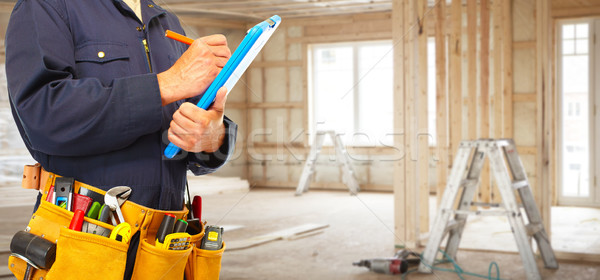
top-left (310, 41), bottom-right (393, 146)
top-left (558, 19), bottom-right (600, 206)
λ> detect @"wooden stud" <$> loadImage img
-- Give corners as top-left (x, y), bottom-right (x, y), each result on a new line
top-left (502, 0), bottom-right (513, 138)
top-left (466, 0), bottom-right (478, 207)
top-left (434, 0), bottom-right (448, 205)
top-left (536, 0), bottom-right (552, 238)
top-left (492, 0), bottom-right (503, 204)
top-left (449, 0), bottom-right (462, 172)
top-left (302, 42), bottom-right (309, 146)
top-left (405, 0), bottom-right (419, 247)
top-left (417, 0), bottom-right (429, 236)
top-left (467, 0), bottom-right (477, 141)
top-left (392, 0), bottom-right (407, 247)
top-left (480, 0), bottom-right (491, 205)
top-left (285, 28), bottom-right (292, 184)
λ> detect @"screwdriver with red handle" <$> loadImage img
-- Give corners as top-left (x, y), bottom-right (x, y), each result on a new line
top-left (192, 195), bottom-right (202, 221)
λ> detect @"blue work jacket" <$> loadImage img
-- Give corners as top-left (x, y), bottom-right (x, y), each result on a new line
top-left (5, 0), bottom-right (237, 210)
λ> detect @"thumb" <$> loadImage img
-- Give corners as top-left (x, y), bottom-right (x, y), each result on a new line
top-left (210, 87), bottom-right (228, 113)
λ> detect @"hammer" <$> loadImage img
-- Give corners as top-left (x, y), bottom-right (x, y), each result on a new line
top-left (10, 231), bottom-right (56, 280)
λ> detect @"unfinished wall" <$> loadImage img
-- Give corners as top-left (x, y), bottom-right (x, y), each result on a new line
top-left (246, 13), bottom-right (398, 192)
top-left (392, 0), bottom-right (551, 248)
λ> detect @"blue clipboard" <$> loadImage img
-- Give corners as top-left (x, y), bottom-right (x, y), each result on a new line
top-left (164, 15), bottom-right (282, 159)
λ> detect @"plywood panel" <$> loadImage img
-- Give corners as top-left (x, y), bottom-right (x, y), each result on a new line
top-left (513, 0), bottom-right (536, 42)
top-left (289, 67), bottom-right (303, 102)
top-left (513, 102), bottom-right (537, 147)
top-left (265, 108), bottom-right (287, 143)
top-left (265, 67), bottom-right (288, 103)
top-left (266, 162), bottom-right (289, 182)
top-left (248, 68), bottom-right (264, 103)
top-left (287, 26), bottom-right (303, 38)
top-left (288, 43), bottom-right (302, 60)
top-left (263, 30), bottom-right (286, 61)
top-left (370, 161), bottom-right (394, 186)
top-left (290, 109), bottom-right (304, 143)
top-left (513, 49), bottom-right (536, 94)
top-left (250, 109), bottom-right (264, 138)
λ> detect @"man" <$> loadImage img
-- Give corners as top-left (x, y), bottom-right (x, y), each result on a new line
top-left (5, 0), bottom-right (236, 278)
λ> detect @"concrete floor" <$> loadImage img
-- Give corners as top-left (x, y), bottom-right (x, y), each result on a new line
top-left (1, 188), bottom-right (599, 279)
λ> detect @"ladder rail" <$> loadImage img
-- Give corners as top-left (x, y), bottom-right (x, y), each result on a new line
top-left (295, 133), bottom-right (326, 195)
top-left (503, 142), bottom-right (558, 269)
top-left (419, 142), bottom-right (473, 272)
top-left (487, 143), bottom-right (541, 280)
top-left (445, 147), bottom-right (487, 260)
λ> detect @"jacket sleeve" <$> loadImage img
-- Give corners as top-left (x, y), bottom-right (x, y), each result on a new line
top-left (5, 0), bottom-right (162, 157)
top-left (187, 116), bottom-right (237, 175)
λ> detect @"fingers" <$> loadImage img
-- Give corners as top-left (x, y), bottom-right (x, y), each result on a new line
top-left (209, 87), bottom-right (228, 113)
top-left (191, 39), bottom-right (230, 68)
top-left (167, 102), bottom-right (226, 153)
top-left (201, 34), bottom-right (227, 46)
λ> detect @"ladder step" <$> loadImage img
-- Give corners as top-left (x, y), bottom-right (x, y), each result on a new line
top-left (471, 202), bottom-right (502, 208)
top-left (526, 223), bottom-right (543, 236)
top-left (512, 180), bottom-right (529, 189)
top-left (460, 179), bottom-right (478, 188)
top-left (453, 209), bottom-right (508, 216)
top-left (495, 139), bottom-right (512, 147)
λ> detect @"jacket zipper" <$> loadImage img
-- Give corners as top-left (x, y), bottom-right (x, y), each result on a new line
top-left (142, 39), bottom-right (153, 73)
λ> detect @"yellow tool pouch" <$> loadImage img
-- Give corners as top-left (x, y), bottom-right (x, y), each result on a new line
top-left (9, 168), bottom-right (225, 280)
top-left (185, 236), bottom-right (225, 280)
top-left (8, 177), bottom-right (126, 280)
top-left (130, 208), bottom-right (200, 280)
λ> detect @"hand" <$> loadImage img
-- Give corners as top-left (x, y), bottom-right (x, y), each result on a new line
top-left (167, 87), bottom-right (228, 153)
top-left (158, 34), bottom-right (231, 106)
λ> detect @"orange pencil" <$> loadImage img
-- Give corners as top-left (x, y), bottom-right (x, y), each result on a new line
top-left (165, 30), bottom-right (194, 45)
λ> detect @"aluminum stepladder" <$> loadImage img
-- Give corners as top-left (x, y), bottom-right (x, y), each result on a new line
top-left (295, 130), bottom-right (360, 196)
top-left (418, 139), bottom-right (558, 280)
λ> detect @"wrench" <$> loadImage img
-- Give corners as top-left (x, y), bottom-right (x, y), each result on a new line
top-left (104, 186), bottom-right (131, 225)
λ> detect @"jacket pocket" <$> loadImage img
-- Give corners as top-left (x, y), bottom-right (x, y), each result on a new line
top-left (74, 41), bottom-right (130, 84)
top-left (131, 238), bottom-right (193, 280)
top-left (46, 227), bottom-right (128, 280)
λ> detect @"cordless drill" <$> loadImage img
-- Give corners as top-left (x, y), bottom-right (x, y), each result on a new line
top-left (353, 250), bottom-right (421, 275)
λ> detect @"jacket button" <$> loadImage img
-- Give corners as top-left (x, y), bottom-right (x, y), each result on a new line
top-left (148, 4), bottom-right (154, 7)
top-left (136, 26), bottom-right (142, 32)
top-left (97, 51), bottom-right (105, 58)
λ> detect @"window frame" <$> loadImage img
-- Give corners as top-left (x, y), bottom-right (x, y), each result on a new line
top-left (308, 40), bottom-right (394, 147)
top-left (557, 18), bottom-right (599, 206)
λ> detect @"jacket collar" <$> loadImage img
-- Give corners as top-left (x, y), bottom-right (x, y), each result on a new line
top-left (113, 0), bottom-right (166, 25)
